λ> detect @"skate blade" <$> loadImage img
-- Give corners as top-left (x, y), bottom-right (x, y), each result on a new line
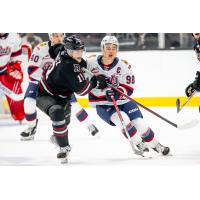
top-left (60, 158), bottom-right (68, 164)
top-left (90, 130), bottom-right (99, 136)
top-left (134, 150), bottom-right (146, 157)
top-left (92, 134), bottom-right (101, 139)
top-left (162, 153), bottom-right (173, 157)
top-left (20, 136), bottom-right (34, 141)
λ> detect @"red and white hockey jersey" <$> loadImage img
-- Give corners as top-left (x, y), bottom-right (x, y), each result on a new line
top-left (0, 33), bottom-right (22, 74)
top-left (28, 41), bottom-right (54, 84)
top-left (87, 55), bottom-right (135, 106)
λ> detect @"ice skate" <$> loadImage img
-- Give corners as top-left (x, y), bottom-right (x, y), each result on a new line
top-left (153, 143), bottom-right (170, 156)
top-left (88, 124), bottom-right (99, 136)
top-left (136, 141), bottom-right (149, 153)
top-left (20, 119), bottom-right (38, 141)
top-left (57, 145), bottom-right (71, 164)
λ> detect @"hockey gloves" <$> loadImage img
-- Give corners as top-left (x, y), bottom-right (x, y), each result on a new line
top-left (194, 38), bottom-right (200, 61)
top-left (49, 43), bottom-right (64, 59)
top-left (194, 38), bottom-right (200, 53)
top-left (90, 74), bottom-right (108, 89)
top-left (185, 71), bottom-right (200, 97)
top-left (193, 71), bottom-right (200, 91)
top-left (106, 89), bottom-right (123, 102)
top-left (7, 62), bottom-right (23, 81)
top-left (185, 83), bottom-right (195, 97)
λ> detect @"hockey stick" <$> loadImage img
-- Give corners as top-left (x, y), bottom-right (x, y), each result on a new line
top-left (83, 68), bottom-right (198, 130)
top-left (0, 82), bottom-right (24, 101)
top-left (108, 83), bottom-right (198, 130)
top-left (176, 98), bottom-right (180, 113)
top-left (110, 95), bottom-right (143, 156)
top-left (176, 91), bottom-right (196, 113)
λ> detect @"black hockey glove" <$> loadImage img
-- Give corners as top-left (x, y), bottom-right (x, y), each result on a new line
top-left (185, 83), bottom-right (195, 97)
top-left (193, 71), bottom-right (200, 91)
top-left (49, 43), bottom-right (64, 59)
top-left (185, 71), bottom-right (200, 97)
top-left (194, 39), bottom-right (200, 61)
top-left (90, 75), bottom-right (108, 89)
top-left (105, 89), bottom-right (122, 102)
top-left (194, 39), bottom-right (200, 53)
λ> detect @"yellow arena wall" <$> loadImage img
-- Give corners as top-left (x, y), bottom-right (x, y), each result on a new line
top-left (77, 97), bottom-right (200, 108)
top-left (1, 49), bottom-right (198, 111)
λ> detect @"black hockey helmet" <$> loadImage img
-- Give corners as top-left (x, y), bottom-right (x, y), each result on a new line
top-left (0, 33), bottom-right (9, 39)
top-left (63, 35), bottom-right (85, 51)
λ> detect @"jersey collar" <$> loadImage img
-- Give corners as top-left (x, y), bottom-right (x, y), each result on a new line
top-left (97, 55), bottom-right (119, 71)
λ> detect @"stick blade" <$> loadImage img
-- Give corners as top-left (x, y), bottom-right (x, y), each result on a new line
top-left (177, 119), bottom-right (199, 130)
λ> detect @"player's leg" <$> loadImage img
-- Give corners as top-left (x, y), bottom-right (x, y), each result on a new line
top-left (123, 101), bottom-right (170, 155)
top-left (1, 73), bottom-right (25, 121)
top-left (37, 95), bottom-right (71, 163)
top-left (20, 82), bottom-right (39, 140)
top-left (96, 105), bottom-right (148, 152)
top-left (132, 118), bottom-right (170, 155)
top-left (110, 110), bottom-right (149, 152)
top-left (70, 94), bottom-right (98, 136)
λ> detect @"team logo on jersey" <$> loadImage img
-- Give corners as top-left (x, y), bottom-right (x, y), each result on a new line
top-left (0, 46), bottom-right (11, 56)
top-left (128, 108), bottom-right (139, 114)
top-left (110, 74), bottom-right (119, 87)
top-left (73, 64), bottom-right (81, 72)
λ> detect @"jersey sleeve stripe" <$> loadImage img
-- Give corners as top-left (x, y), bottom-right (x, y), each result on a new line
top-left (76, 81), bottom-right (91, 96)
top-left (11, 48), bottom-right (22, 57)
top-left (120, 83), bottom-right (134, 96)
top-left (0, 64), bottom-right (8, 75)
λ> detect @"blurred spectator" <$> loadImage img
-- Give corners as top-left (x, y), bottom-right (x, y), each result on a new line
top-left (21, 33), bottom-right (43, 49)
top-left (180, 33), bottom-right (193, 49)
top-left (20, 33), bottom-right (194, 51)
top-left (165, 34), bottom-right (180, 49)
top-left (135, 33), bottom-right (146, 49)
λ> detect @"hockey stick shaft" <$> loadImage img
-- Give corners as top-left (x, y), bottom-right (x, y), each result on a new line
top-left (110, 95), bottom-right (130, 139)
top-left (177, 91), bottom-right (196, 113)
top-left (108, 83), bottom-right (178, 128)
top-left (0, 82), bottom-right (24, 101)
top-left (83, 67), bottom-right (197, 129)
top-left (110, 95), bottom-right (142, 155)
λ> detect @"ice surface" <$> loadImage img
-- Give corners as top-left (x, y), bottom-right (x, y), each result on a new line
top-left (0, 107), bottom-right (200, 166)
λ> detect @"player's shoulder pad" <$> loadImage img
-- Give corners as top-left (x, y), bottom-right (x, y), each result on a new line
top-left (9, 33), bottom-right (22, 46)
top-left (120, 58), bottom-right (132, 70)
top-left (34, 41), bottom-right (49, 53)
top-left (35, 41), bottom-right (48, 50)
top-left (87, 54), bottom-right (96, 59)
top-left (87, 54), bottom-right (98, 63)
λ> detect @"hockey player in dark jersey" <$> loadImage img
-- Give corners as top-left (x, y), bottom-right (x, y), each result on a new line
top-left (21, 33), bottom-right (99, 141)
top-left (185, 33), bottom-right (200, 97)
top-left (36, 35), bottom-right (108, 163)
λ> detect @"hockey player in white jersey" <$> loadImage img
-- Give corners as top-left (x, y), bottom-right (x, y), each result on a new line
top-left (21, 33), bottom-right (98, 140)
top-left (0, 33), bottom-right (25, 121)
top-left (185, 33), bottom-right (200, 97)
top-left (87, 35), bottom-right (170, 156)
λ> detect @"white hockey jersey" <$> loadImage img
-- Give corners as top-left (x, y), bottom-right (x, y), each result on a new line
top-left (0, 33), bottom-right (22, 74)
top-left (87, 55), bottom-right (135, 106)
top-left (28, 41), bottom-right (54, 84)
